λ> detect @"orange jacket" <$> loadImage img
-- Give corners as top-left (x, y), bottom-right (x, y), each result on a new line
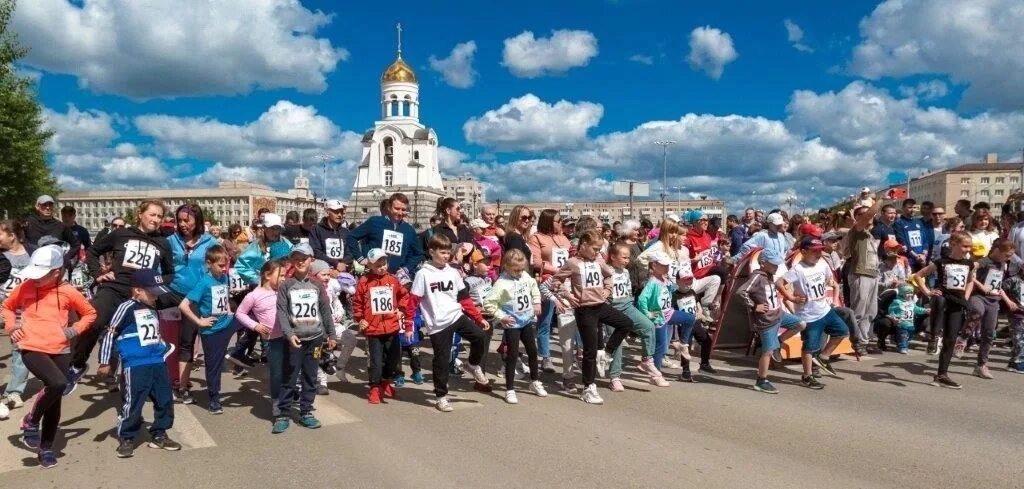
top-left (3, 281), bottom-right (97, 355)
top-left (352, 272), bottom-right (409, 336)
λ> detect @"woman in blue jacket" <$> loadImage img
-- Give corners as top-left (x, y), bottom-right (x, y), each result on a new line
top-left (167, 204), bottom-right (219, 404)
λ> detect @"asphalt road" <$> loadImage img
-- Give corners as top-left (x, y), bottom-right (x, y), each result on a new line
top-left (0, 334), bottom-right (1021, 489)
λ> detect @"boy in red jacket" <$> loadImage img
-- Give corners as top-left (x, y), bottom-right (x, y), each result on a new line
top-left (353, 248), bottom-right (410, 404)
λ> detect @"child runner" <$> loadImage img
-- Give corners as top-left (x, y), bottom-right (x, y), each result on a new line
top-left (2, 245), bottom-right (97, 468)
top-left (0, 219), bottom-right (32, 419)
top-left (352, 248), bottom-right (410, 405)
top-left (98, 269), bottom-right (181, 458)
top-left (637, 251), bottom-right (676, 373)
top-left (179, 245), bottom-right (236, 414)
top-left (273, 244), bottom-right (338, 432)
top-left (606, 242), bottom-right (667, 389)
top-left (671, 263), bottom-right (718, 381)
top-left (962, 238), bottom-right (1014, 378)
top-left (553, 229), bottom-right (636, 404)
top-left (311, 259), bottom-right (346, 395)
top-left (882, 284), bottom-right (929, 354)
top-left (911, 231), bottom-right (975, 389)
top-left (738, 248), bottom-right (805, 393)
top-left (404, 234), bottom-right (491, 413)
top-left (776, 237), bottom-right (850, 390)
top-left (234, 261), bottom-right (286, 419)
top-left (483, 249), bottom-right (547, 404)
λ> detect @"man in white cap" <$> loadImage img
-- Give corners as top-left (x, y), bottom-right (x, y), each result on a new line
top-left (310, 200), bottom-right (352, 276)
top-left (24, 195), bottom-right (78, 259)
top-left (734, 212), bottom-right (793, 261)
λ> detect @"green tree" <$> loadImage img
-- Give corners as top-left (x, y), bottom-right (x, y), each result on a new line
top-left (0, 0), bottom-right (57, 219)
top-left (199, 205), bottom-right (219, 225)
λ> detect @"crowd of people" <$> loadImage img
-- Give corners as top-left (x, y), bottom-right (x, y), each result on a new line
top-left (1, 187), bottom-right (1022, 468)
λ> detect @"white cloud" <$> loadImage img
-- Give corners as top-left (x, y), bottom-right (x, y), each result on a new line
top-left (686, 26), bottom-right (738, 79)
top-left (629, 54), bottom-right (654, 65)
top-left (13, 0), bottom-right (348, 99)
top-left (898, 80), bottom-right (949, 100)
top-left (42, 105), bottom-right (118, 154)
top-left (783, 19), bottom-right (813, 53)
top-left (849, 0), bottom-right (1024, 110)
top-left (501, 29), bottom-right (598, 78)
top-left (462, 94), bottom-right (603, 152)
top-left (428, 41), bottom-right (478, 88)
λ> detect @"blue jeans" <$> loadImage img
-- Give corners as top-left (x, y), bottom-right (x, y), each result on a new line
top-left (896, 324), bottom-right (915, 350)
top-left (537, 298), bottom-right (555, 358)
top-left (653, 325), bottom-right (671, 370)
top-left (667, 310), bottom-right (696, 343)
top-left (3, 349), bottom-right (29, 397)
top-left (267, 337), bottom-right (287, 417)
top-left (800, 309), bottom-right (849, 354)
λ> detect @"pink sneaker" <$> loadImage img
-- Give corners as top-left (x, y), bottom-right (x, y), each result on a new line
top-left (650, 372), bottom-right (670, 387)
top-left (609, 378), bottom-right (625, 392)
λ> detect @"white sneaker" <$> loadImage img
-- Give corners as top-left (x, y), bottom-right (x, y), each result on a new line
top-left (4, 394), bottom-right (21, 408)
top-left (581, 384), bottom-right (604, 404)
top-left (530, 380), bottom-right (548, 397)
top-left (435, 396), bottom-right (453, 412)
top-left (679, 344), bottom-right (691, 361)
top-left (0, 402), bottom-right (8, 420)
top-left (504, 390), bottom-right (519, 404)
top-left (464, 364), bottom-right (488, 384)
top-left (595, 351), bottom-right (611, 378)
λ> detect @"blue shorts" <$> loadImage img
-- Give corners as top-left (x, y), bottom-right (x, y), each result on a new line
top-left (800, 309), bottom-right (849, 354)
top-left (759, 313), bottom-right (803, 353)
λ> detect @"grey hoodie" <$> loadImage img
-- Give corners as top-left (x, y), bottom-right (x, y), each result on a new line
top-left (276, 273), bottom-right (336, 342)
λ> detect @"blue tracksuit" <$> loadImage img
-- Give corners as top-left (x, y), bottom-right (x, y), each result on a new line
top-left (347, 215), bottom-right (423, 276)
top-left (100, 300), bottom-right (174, 441)
top-left (893, 216), bottom-right (931, 269)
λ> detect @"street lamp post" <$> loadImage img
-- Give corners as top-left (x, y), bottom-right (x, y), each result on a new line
top-left (654, 140), bottom-right (676, 219)
top-left (313, 153), bottom-right (332, 209)
top-left (409, 160), bottom-right (424, 227)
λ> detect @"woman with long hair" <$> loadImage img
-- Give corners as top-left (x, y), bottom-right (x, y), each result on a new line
top-left (501, 206), bottom-right (534, 275)
top-left (968, 209), bottom-right (999, 257)
top-left (527, 209), bottom-right (572, 373)
top-left (425, 197), bottom-right (476, 264)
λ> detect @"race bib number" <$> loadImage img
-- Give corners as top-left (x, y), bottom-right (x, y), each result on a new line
top-left (552, 248), bottom-right (569, 269)
top-left (134, 309), bottom-right (161, 347)
top-left (659, 288), bottom-right (671, 310)
top-left (579, 262), bottom-right (603, 289)
top-left (676, 260), bottom-right (693, 278)
top-left (382, 230), bottom-right (403, 256)
top-left (122, 239), bottom-right (159, 270)
top-left (211, 284), bottom-right (230, 316)
top-left (899, 303), bottom-right (915, 322)
top-left (944, 264), bottom-right (969, 290)
top-left (696, 250), bottom-right (713, 269)
top-left (513, 284), bottom-right (532, 314)
top-left (3, 272), bottom-right (23, 294)
top-left (369, 286), bottom-right (395, 315)
top-left (908, 230), bottom-right (923, 248)
top-left (229, 269), bottom-right (248, 294)
top-left (677, 295), bottom-right (697, 315)
top-left (986, 269), bottom-right (1004, 290)
top-left (805, 271), bottom-right (827, 301)
top-left (611, 272), bottom-right (631, 299)
top-left (290, 289), bottom-right (319, 324)
top-left (325, 238), bottom-right (344, 259)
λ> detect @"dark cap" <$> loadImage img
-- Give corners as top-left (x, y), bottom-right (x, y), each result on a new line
top-left (131, 269), bottom-right (171, 295)
top-left (799, 237), bottom-right (826, 251)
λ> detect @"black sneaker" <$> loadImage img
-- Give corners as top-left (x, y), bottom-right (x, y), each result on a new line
top-left (801, 376), bottom-right (825, 389)
top-left (698, 363), bottom-right (718, 375)
top-left (678, 370), bottom-right (696, 383)
top-left (175, 389), bottom-right (195, 405)
top-left (316, 385), bottom-right (329, 396)
top-left (147, 435), bottom-right (182, 451)
top-left (38, 449), bottom-right (58, 468)
top-left (812, 354), bottom-right (837, 376)
top-left (116, 439), bottom-right (135, 458)
top-left (932, 374), bottom-right (962, 389)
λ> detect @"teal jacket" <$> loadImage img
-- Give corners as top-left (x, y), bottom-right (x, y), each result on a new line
top-left (636, 278), bottom-right (670, 327)
top-left (234, 239), bottom-right (292, 285)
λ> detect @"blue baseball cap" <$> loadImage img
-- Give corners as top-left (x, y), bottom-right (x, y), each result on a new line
top-left (759, 248), bottom-right (785, 266)
top-left (130, 269), bottom-right (171, 295)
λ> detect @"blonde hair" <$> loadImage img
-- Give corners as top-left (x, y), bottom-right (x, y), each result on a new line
top-left (135, 199), bottom-right (165, 225)
top-left (501, 248), bottom-right (528, 276)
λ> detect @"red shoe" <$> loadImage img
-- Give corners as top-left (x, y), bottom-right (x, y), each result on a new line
top-left (368, 386), bottom-right (382, 404)
top-left (381, 380), bottom-right (396, 399)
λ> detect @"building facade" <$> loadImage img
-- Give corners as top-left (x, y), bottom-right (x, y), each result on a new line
top-left (59, 173), bottom-right (318, 233)
top-left (442, 175), bottom-right (487, 219)
top-left (347, 26), bottom-right (446, 228)
top-left (908, 153), bottom-right (1024, 216)
top-left (495, 198), bottom-right (726, 223)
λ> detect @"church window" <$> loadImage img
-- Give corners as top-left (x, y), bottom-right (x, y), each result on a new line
top-left (413, 150), bottom-right (420, 161)
top-left (383, 137), bottom-right (394, 166)
top-left (384, 170), bottom-right (393, 187)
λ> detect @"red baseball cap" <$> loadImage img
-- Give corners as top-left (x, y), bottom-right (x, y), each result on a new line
top-left (798, 223), bottom-right (822, 239)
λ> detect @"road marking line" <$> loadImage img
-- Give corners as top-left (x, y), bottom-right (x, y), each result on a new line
top-left (313, 399), bottom-right (361, 425)
top-left (169, 404), bottom-right (217, 449)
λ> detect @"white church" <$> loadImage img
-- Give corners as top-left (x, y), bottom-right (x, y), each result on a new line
top-left (347, 25), bottom-right (447, 227)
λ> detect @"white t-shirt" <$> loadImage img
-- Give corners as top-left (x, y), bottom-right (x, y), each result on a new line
top-left (782, 260), bottom-right (832, 323)
top-left (410, 263), bottom-right (467, 333)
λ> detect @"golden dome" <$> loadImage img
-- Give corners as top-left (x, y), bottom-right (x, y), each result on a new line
top-left (382, 56), bottom-right (417, 84)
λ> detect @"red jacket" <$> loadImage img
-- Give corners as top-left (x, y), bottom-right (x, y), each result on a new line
top-left (686, 228), bottom-right (716, 279)
top-left (352, 272), bottom-right (409, 336)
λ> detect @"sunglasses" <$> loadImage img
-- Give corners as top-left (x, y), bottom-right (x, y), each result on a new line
top-left (521, 215), bottom-right (535, 221)
top-left (933, 212), bottom-right (945, 216)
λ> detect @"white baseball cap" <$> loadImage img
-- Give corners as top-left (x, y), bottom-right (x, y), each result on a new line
top-left (291, 243), bottom-right (314, 257)
top-left (469, 218), bottom-right (488, 230)
top-left (262, 213), bottom-right (283, 229)
top-left (766, 213), bottom-right (785, 226)
top-left (366, 248), bottom-right (388, 263)
top-left (648, 251), bottom-right (674, 267)
top-left (325, 200), bottom-right (347, 211)
top-left (36, 195), bottom-right (55, 206)
top-left (665, 214), bottom-right (680, 223)
top-left (861, 187), bottom-right (871, 194)
top-left (21, 245), bottom-right (65, 280)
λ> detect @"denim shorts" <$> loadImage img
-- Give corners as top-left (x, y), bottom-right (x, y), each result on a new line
top-left (759, 313), bottom-right (804, 353)
top-left (800, 309), bottom-right (849, 353)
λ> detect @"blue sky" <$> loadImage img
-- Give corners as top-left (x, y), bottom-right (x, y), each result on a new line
top-left (14, 0), bottom-right (1024, 211)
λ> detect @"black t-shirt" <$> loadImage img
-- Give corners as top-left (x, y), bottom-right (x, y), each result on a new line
top-left (935, 256), bottom-right (974, 307)
top-left (283, 225), bottom-right (312, 245)
top-left (871, 221), bottom-right (897, 258)
top-left (502, 232), bottom-right (533, 277)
